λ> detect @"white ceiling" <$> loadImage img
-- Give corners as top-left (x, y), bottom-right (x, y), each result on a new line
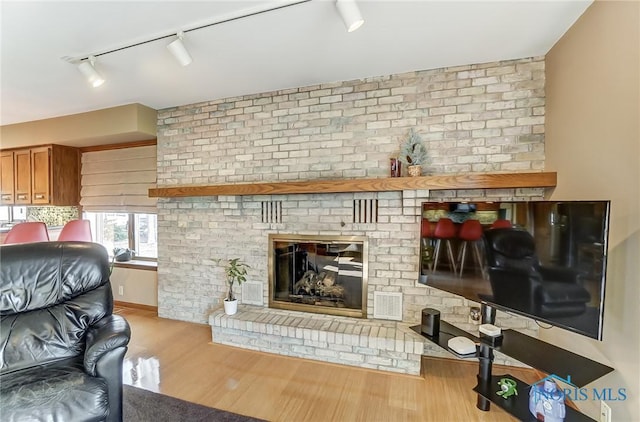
top-left (1, 0), bottom-right (592, 127)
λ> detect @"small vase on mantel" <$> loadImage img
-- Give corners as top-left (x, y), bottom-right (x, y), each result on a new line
top-left (408, 165), bottom-right (422, 177)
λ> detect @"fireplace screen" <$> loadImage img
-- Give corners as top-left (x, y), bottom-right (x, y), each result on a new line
top-left (268, 234), bottom-right (367, 318)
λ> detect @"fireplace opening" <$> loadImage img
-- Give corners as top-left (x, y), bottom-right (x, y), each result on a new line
top-left (268, 234), bottom-right (367, 318)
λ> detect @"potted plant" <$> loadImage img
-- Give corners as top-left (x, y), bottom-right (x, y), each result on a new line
top-left (398, 129), bottom-right (428, 176)
top-left (109, 248), bottom-right (135, 275)
top-left (222, 258), bottom-right (249, 315)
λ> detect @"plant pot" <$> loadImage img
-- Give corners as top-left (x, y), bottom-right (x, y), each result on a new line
top-left (114, 248), bottom-right (133, 262)
top-left (407, 165), bottom-right (422, 177)
top-left (223, 299), bottom-right (238, 315)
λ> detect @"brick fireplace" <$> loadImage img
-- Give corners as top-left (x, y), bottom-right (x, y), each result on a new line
top-left (269, 234), bottom-right (368, 318)
top-left (155, 56), bottom-right (546, 372)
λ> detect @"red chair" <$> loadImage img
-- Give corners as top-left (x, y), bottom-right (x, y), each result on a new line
top-left (457, 219), bottom-right (485, 278)
top-left (58, 219), bottom-right (93, 242)
top-left (3, 222), bottom-right (49, 244)
top-left (491, 219), bottom-right (512, 229)
top-left (420, 219), bottom-right (431, 238)
top-left (421, 219), bottom-right (433, 272)
top-left (431, 218), bottom-right (457, 274)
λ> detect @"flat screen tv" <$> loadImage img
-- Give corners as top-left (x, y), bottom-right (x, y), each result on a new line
top-left (419, 200), bottom-right (610, 340)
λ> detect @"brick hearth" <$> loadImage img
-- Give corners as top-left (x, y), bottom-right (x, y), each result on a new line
top-left (209, 305), bottom-right (456, 375)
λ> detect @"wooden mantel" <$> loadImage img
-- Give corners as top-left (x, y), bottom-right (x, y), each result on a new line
top-left (148, 172), bottom-right (556, 198)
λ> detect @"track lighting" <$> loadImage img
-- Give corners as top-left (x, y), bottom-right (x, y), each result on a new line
top-left (167, 32), bottom-right (193, 66)
top-left (77, 56), bottom-right (105, 88)
top-left (69, 1), bottom-right (312, 86)
top-left (335, 0), bottom-right (364, 33)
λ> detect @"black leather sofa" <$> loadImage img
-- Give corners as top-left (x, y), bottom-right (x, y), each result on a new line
top-left (483, 228), bottom-right (591, 318)
top-left (0, 241), bottom-right (131, 422)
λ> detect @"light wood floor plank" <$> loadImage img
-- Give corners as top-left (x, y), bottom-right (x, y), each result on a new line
top-left (119, 307), bottom-right (537, 421)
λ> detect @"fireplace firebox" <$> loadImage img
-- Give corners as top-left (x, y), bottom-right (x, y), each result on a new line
top-left (268, 234), bottom-right (368, 318)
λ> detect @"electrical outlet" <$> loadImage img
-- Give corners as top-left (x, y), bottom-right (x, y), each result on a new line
top-left (600, 400), bottom-right (611, 422)
top-left (118, 285), bottom-right (124, 296)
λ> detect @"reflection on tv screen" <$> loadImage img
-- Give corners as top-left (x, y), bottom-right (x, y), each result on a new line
top-left (419, 200), bottom-right (610, 340)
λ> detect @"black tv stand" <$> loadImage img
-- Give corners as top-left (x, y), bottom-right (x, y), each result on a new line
top-left (410, 304), bottom-right (614, 421)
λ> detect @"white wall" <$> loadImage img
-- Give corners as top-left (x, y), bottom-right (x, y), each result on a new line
top-left (110, 267), bottom-right (158, 307)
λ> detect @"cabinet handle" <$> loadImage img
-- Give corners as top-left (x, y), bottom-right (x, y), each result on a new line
top-left (1, 194), bottom-right (10, 201)
top-left (34, 194), bottom-right (45, 200)
top-left (17, 194), bottom-right (27, 200)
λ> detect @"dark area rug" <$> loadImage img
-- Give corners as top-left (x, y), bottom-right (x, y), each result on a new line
top-left (123, 385), bottom-right (265, 422)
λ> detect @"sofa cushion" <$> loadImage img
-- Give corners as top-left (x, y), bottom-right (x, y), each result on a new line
top-left (539, 281), bottom-right (592, 304)
top-left (0, 242), bottom-right (114, 374)
top-left (0, 242), bottom-right (110, 315)
top-left (0, 359), bottom-right (110, 422)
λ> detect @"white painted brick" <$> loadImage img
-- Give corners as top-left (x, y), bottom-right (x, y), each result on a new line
top-left (159, 57), bottom-right (544, 366)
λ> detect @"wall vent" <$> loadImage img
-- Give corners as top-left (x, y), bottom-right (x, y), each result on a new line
top-left (261, 201), bottom-right (282, 223)
top-left (241, 282), bottom-right (263, 306)
top-left (353, 199), bottom-right (378, 223)
top-left (373, 291), bottom-right (403, 321)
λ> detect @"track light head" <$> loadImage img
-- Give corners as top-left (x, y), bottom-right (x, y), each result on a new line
top-left (167, 31), bottom-right (193, 66)
top-left (77, 56), bottom-right (105, 88)
top-left (335, 0), bottom-right (364, 33)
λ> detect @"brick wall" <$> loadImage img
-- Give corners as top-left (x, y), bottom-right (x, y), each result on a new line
top-left (156, 57), bottom-right (545, 335)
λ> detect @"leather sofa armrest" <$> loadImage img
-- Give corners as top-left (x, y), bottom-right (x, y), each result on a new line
top-left (537, 265), bottom-right (583, 283)
top-left (84, 314), bottom-right (131, 376)
top-left (487, 266), bottom-right (540, 312)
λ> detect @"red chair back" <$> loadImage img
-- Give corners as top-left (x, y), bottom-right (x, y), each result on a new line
top-left (3, 222), bottom-right (50, 244)
top-left (459, 219), bottom-right (483, 241)
top-left (491, 219), bottom-right (512, 229)
top-left (433, 218), bottom-right (456, 239)
top-left (420, 220), bottom-right (431, 238)
top-left (58, 220), bottom-right (93, 242)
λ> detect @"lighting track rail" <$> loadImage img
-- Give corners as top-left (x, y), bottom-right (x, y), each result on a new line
top-left (83, 0), bottom-right (312, 61)
top-left (68, 0), bottom-right (365, 86)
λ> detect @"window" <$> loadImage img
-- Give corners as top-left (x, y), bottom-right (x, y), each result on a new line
top-left (84, 212), bottom-right (157, 260)
top-left (0, 206), bottom-right (9, 222)
top-left (0, 206), bottom-right (27, 223)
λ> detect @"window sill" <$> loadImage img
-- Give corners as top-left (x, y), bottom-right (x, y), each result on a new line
top-left (112, 260), bottom-right (157, 271)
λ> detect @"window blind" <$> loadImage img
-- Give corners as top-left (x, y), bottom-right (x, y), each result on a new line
top-left (81, 145), bottom-right (157, 213)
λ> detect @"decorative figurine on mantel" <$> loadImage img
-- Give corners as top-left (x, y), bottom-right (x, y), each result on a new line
top-left (398, 128), bottom-right (428, 177)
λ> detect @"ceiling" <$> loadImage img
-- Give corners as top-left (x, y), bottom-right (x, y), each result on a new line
top-left (1, 0), bottom-right (592, 130)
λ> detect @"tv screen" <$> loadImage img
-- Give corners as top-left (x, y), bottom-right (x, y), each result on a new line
top-left (420, 200), bottom-right (610, 340)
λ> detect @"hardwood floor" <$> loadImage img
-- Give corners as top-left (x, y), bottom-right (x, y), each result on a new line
top-left (118, 307), bottom-right (538, 421)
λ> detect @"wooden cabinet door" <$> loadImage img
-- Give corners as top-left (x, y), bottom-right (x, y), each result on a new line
top-left (31, 147), bottom-right (51, 204)
top-left (0, 151), bottom-right (14, 204)
top-left (49, 145), bottom-right (80, 205)
top-left (14, 149), bottom-right (31, 204)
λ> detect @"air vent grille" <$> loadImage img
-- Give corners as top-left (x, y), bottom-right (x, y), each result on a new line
top-left (373, 291), bottom-right (403, 321)
top-left (261, 201), bottom-right (282, 223)
top-left (353, 199), bottom-right (378, 223)
top-left (241, 282), bottom-right (263, 306)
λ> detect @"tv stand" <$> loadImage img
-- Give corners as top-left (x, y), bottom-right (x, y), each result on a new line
top-left (477, 303), bottom-right (497, 411)
top-left (410, 304), bottom-right (614, 421)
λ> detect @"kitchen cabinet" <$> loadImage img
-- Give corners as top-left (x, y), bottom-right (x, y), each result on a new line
top-left (0, 145), bottom-right (80, 206)
top-left (31, 146), bottom-right (52, 204)
top-left (0, 151), bottom-right (14, 204)
top-left (14, 149), bottom-right (31, 204)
